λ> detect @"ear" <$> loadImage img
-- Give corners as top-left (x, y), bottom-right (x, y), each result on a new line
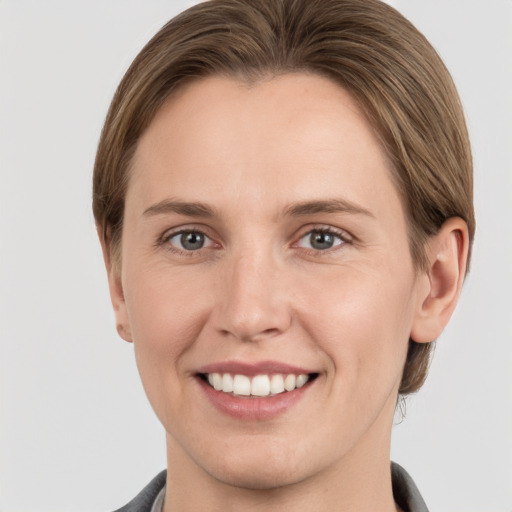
top-left (411, 217), bottom-right (470, 343)
top-left (97, 226), bottom-right (133, 343)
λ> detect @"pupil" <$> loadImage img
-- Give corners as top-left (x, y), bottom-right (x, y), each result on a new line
top-left (311, 232), bottom-right (333, 250)
top-left (181, 232), bottom-right (204, 250)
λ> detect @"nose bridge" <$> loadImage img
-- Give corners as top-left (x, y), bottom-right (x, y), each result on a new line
top-left (215, 242), bottom-right (291, 341)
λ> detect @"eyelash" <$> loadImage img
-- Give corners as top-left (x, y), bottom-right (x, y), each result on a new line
top-left (158, 226), bottom-right (351, 256)
top-left (158, 228), bottom-right (217, 256)
top-left (295, 226), bottom-right (350, 254)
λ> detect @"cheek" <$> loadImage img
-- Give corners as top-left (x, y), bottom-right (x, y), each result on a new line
top-left (125, 261), bottom-right (213, 344)
top-left (122, 266), bottom-right (213, 414)
top-left (297, 263), bottom-right (416, 389)
top-left (128, 285), bottom-right (197, 349)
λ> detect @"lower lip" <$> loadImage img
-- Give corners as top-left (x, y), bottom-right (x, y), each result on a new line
top-left (197, 377), bottom-right (314, 421)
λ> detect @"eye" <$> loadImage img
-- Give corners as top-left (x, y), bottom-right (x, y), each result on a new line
top-left (166, 230), bottom-right (214, 251)
top-left (297, 229), bottom-right (346, 251)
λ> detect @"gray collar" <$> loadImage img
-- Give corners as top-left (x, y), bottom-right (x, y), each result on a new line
top-left (392, 462), bottom-right (429, 512)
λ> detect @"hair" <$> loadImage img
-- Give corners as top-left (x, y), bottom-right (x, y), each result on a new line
top-left (93, 0), bottom-right (475, 395)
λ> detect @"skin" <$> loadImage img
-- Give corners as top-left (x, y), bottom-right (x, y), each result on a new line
top-left (102, 74), bottom-right (468, 512)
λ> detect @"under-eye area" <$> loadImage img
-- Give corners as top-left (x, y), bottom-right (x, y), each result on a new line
top-left (198, 372), bottom-right (320, 397)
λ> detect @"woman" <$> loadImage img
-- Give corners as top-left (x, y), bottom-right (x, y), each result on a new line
top-left (93, 0), bottom-right (474, 510)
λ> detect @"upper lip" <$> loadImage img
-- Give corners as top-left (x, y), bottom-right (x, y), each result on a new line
top-left (196, 360), bottom-right (315, 377)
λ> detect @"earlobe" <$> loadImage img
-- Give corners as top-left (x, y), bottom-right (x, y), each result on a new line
top-left (108, 274), bottom-right (133, 343)
top-left (410, 217), bottom-right (469, 344)
top-left (97, 226), bottom-right (133, 343)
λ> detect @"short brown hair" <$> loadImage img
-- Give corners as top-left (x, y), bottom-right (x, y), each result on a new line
top-left (93, 0), bottom-right (475, 394)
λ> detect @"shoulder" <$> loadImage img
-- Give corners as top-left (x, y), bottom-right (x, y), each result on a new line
top-left (113, 470), bottom-right (167, 512)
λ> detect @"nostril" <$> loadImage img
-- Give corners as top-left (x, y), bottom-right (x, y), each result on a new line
top-left (240, 327), bottom-right (281, 342)
top-left (218, 327), bottom-right (282, 342)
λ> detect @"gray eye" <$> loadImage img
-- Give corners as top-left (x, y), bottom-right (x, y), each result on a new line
top-left (181, 232), bottom-right (204, 250)
top-left (170, 231), bottom-right (207, 251)
top-left (310, 232), bottom-right (335, 250)
top-left (298, 230), bottom-right (344, 250)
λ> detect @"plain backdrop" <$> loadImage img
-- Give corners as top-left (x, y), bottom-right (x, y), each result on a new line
top-left (1, 1), bottom-right (511, 511)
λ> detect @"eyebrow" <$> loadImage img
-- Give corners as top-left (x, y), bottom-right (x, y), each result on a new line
top-left (142, 198), bottom-right (373, 220)
top-left (284, 199), bottom-right (374, 218)
top-left (143, 199), bottom-right (217, 218)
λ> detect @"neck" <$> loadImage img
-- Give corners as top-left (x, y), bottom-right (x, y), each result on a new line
top-left (163, 417), bottom-right (399, 512)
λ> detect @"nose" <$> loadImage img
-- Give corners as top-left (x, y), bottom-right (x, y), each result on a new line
top-left (212, 249), bottom-right (292, 342)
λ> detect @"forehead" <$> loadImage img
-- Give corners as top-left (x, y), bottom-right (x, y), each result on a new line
top-left (128, 73), bottom-right (401, 221)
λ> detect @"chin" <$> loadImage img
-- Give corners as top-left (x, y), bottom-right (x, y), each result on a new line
top-left (202, 442), bottom-right (316, 491)
top-left (211, 463), bottom-right (305, 491)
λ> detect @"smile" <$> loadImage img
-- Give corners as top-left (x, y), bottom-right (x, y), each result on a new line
top-left (196, 361), bottom-right (319, 419)
top-left (203, 372), bottom-right (312, 397)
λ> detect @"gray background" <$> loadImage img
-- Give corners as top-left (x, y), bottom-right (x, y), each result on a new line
top-left (1, 1), bottom-right (511, 510)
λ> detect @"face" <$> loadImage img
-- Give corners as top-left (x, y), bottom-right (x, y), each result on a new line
top-left (113, 74), bottom-right (427, 489)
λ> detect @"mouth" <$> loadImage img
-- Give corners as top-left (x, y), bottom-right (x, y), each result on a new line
top-left (198, 372), bottom-right (319, 397)
top-left (195, 361), bottom-right (320, 419)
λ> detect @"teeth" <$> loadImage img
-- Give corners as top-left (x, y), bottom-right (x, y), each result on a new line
top-left (205, 372), bottom-right (311, 397)
top-left (233, 375), bottom-right (251, 396)
top-left (251, 375), bottom-right (271, 396)
top-left (296, 374), bottom-right (308, 388)
top-left (212, 373), bottom-right (222, 391)
top-left (222, 373), bottom-right (234, 393)
top-left (284, 374), bottom-right (296, 391)
top-left (270, 374), bottom-right (285, 394)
